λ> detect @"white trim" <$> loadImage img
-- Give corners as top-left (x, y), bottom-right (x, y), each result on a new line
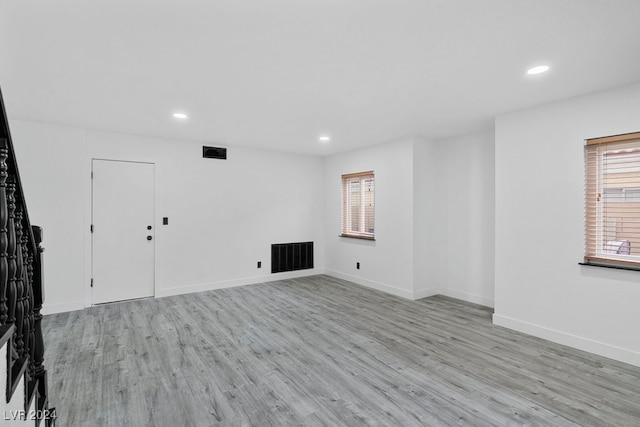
top-left (493, 313), bottom-right (640, 368)
top-left (44, 271), bottom-right (325, 313)
top-left (324, 269), bottom-right (414, 299)
top-left (156, 269), bottom-right (325, 298)
top-left (82, 136), bottom-right (92, 310)
top-left (42, 301), bottom-right (85, 315)
top-left (440, 288), bottom-right (495, 308)
top-left (412, 288), bottom-right (441, 300)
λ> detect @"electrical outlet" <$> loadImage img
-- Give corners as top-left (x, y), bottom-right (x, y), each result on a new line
top-left (257, 261), bottom-right (262, 268)
top-left (356, 262), bottom-right (360, 269)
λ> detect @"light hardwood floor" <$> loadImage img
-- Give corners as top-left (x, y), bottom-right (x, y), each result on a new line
top-left (42, 275), bottom-right (640, 426)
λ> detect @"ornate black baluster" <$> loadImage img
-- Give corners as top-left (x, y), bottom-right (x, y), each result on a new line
top-left (5, 177), bottom-right (21, 393)
top-left (26, 236), bottom-right (36, 380)
top-left (6, 178), bottom-right (17, 334)
top-left (13, 205), bottom-right (25, 360)
top-left (20, 213), bottom-right (33, 372)
top-left (0, 140), bottom-right (8, 324)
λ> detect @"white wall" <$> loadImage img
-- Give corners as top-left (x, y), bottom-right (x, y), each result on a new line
top-left (13, 119), bottom-right (493, 314)
top-left (11, 120), bottom-right (325, 314)
top-left (413, 136), bottom-right (443, 298)
top-left (10, 121), bottom-right (86, 313)
top-left (436, 131), bottom-right (495, 306)
top-left (494, 82), bottom-right (640, 367)
top-left (324, 138), bottom-right (416, 298)
top-left (324, 133), bottom-right (495, 304)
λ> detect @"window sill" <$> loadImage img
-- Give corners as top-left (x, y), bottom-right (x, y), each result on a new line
top-left (339, 234), bottom-right (375, 241)
top-left (579, 261), bottom-right (640, 272)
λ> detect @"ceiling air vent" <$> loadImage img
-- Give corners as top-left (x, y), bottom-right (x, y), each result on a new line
top-left (203, 146), bottom-right (227, 160)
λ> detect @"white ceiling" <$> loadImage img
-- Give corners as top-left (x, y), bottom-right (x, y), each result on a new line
top-left (1, 0), bottom-right (640, 156)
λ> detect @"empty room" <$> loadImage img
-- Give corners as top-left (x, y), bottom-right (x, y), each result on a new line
top-left (0, 0), bottom-right (639, 425)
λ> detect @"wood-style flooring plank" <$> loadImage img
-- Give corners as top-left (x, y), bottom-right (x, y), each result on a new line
top-left (41, 275), bottom-right (640, 426)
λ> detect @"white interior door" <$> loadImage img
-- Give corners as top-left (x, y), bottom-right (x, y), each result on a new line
top-left (92, 159), bottom-right (155, 304)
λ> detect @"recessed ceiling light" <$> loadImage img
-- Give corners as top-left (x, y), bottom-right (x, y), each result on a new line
top-left (319, 136), bottom-right (331, 142)
top-left (173, 112), bottom-right (188, 119)
top-left (527, 65), bottom-right (550, 75)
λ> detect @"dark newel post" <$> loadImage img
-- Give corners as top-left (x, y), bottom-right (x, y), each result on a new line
top-left (6, 179), bottom-right (17, 331)
top-left (0, 140), bottom-right (7, 324)
top-left (13, 206), bottom-right (25, 360)
top-left (32, 225), bottom-right (45, 380)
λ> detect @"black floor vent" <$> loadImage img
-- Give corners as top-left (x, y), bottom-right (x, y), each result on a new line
top-left (271, 241), bottom-right (313, 273)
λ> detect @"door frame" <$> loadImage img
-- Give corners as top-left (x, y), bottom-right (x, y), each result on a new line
top-left (88, 157), bottom-right (157, 306)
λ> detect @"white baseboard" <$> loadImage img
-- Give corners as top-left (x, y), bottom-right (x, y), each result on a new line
top-left (493, 313), bottom-right (640, 368)
top-left (156, 269), bottom-right (326, 298)
top-left (441, 288), bottom-right (494, 308)
top-left (411, 288), bottom-right (494, 306)
top-left (42, 301), bottom-right (85, 315)
top-left (324, 270), bottom-right (414, 299)
top-left (41, 276), bottom-right (494, 314)
top-left (412, 288), bottom-right (441, 300)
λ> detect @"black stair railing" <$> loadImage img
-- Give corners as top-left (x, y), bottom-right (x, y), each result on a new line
top-left (0, 85), bottom-right (53, 424)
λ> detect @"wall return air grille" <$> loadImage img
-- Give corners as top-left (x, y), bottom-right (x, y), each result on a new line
top-left (202, 146), bottom-right (227, 160)
top-left (271, 241), bottom-right (314, 273)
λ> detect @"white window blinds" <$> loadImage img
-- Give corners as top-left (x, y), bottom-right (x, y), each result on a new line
top-left (584, 132), bottom-right (640, 267)
top-left (341, 171), bottom-right (375, 240)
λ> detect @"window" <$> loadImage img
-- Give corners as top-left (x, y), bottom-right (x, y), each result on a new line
top-left (584, 132), bottom-right (640, 268)
top-left (341, 171), bottom-right (375, 240)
